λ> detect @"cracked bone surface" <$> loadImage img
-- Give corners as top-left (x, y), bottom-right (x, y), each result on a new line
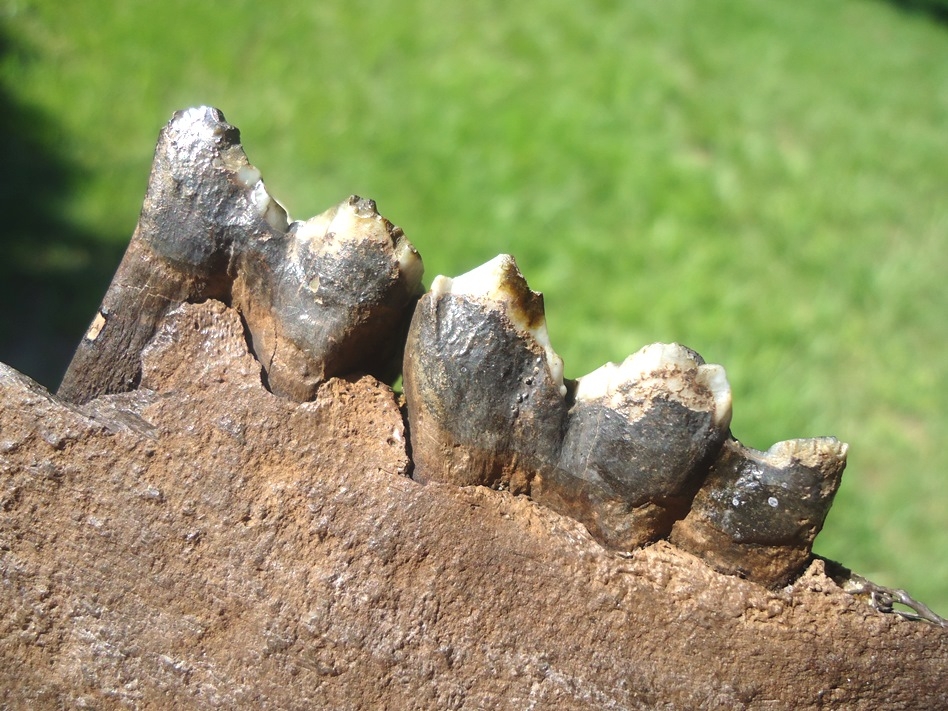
top-left (403, 255), bottom-right (567, 492)
top-left (534, 343), bottom-right (733, 550)
top-left (670, 437), bottom-right (848, 587)
top-left (58, 107), bottom-right (422, 403)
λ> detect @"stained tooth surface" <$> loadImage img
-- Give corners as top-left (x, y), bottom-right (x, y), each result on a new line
top-left (59, 107), bottom-right (277, 403)
top-left (403, 255), bottom-right (567, 491)
top-left (57, 107), bottom-right (422, 405)
top-left (670, 437), bottom-right (848, 587)
top-left (534, 343), bottom-right (733, 550)
top-left (233, 195), bottom-right (424, 401)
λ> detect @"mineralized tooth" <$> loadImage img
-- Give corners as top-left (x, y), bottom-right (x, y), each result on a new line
top-left (232, 195), bottom-right (424, 400)
top-left (534, 343), bottom-right (733, 550)
top-left (59, 107), bottom-right (268, 403)
top-left (403, 255), bottom-right (567, 492)
top-left (58, 107), bottom-right (423, 404)
top-left (670, 437), bottom-right (848, 587)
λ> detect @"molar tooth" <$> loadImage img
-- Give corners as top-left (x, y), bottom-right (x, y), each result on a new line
top-left (233, 195), bottom-right (424, 401)
top-left (670, 436), bottom-right (847, 587)
top-left (403, 255), bottom-right (567, 491)
top-left (535, 343), bottom-right (733, 550)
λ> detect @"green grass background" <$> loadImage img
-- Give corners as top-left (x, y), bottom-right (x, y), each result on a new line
top-left (2, 0), bottom-right (946, 613)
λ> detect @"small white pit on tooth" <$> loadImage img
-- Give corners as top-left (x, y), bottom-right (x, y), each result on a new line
top-left (293, 200), bottom-right (391, 256)
top-left (236, 165), bottom-right (262, 188)
top-left (85, 312), bottom-right (107, 342)
top-left (696, 364), bottom-right (733, 427)
top-left (395, 237), bottom-right (424, 288)
top-left (170, 106), bottom-right (226, 142)
top-left (287, 198), bottom-right (423, 293)
top-left (432, 255), bottom-right (566, 397)
top-left (575, 343), bottom-right (732, 426)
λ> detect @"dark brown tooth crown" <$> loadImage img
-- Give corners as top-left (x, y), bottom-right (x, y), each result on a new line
top-left (404, 254), bottom-right (847, 587)
top-left (59, 107), bottom-right (424, 405)
top-left (537, 344), bottom-right (733, 550)
top-left (403, 255), bottom-right (566, 493)
top-left (670, 437), bottom-right (848, 587)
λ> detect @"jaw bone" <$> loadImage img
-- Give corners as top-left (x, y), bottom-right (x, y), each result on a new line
top-left (670, 437), bottom-right (848, 587)
top-left (58, 107), bottom-right (423, 404)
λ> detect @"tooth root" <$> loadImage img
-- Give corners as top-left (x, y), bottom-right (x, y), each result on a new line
top-left (233, 195), bottom-right (425, 401)
top-left (534, 343), bottom-right (733, 550)
top-left (670, 437), bottom-right (848, 587)
top-left (403, 255), bottom-right (566, 491)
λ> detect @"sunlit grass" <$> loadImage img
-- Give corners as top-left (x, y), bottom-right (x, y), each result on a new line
top-left (3, 0), bottom-right (946, 611)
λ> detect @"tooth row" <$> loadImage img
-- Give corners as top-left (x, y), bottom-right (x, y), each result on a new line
top-left (61, 107), bottom-right (848, 590)
top-left (403, 255), bottom-right (847, 587)
top-left (59, 108), bottom-right (424, 404)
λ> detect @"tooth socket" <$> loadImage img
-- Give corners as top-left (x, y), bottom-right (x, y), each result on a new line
top-left (536, 396), bottom-right (729, 550)
top-left (403, 293), bottom-right (565, 491)
top-left (670, 437), bottom-right (847, 587)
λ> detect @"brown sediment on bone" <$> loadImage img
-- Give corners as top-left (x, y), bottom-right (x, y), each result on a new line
top-left (670, 437), bottom-right (848, 587)
top-left (58, 107), bottom-right (422, 404)
top-left (3, 303), bottom-right (945, 706)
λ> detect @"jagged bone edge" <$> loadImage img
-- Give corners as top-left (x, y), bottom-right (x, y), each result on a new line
top-left (55, 107), bottom-right (945, 619)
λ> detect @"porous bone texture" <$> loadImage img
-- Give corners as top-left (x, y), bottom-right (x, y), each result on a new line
top-left (1, 300), bottom-right (945, 709)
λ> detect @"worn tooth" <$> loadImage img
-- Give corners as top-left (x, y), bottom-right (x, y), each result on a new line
top-left (670, 437), bottom-right (848, 587)
top-left (58, 107), bottom-right (283, 403)
top-left (233, 195), bottom-right (424, 401)
top-left (403, 255), bottom-right (567, 491)
top-left (534, 343), bottom-right (733, 550)
top-left (58, 106), bottom-right (424, 405)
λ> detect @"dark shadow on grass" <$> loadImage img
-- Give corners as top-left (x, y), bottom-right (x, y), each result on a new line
top-left (875, 0), bottom-right (948, 24)
top-left (0, 24), bottom-right (124, 390)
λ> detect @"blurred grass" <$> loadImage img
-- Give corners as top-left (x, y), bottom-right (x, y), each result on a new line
top-left (1, 0), bottom-right (946, 613)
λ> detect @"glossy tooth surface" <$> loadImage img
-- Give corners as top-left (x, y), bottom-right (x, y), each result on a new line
top-left (670, 437), bottom-right (848, 587)
top-left (403, 255), bottom-right (567, 491)
top-left (233, 195), bottom-right (424, 400)
top-left (58, 107), bottom-right (422, 405)
top-left (59, 107), bottom-right (281, 403)
top-left (535, 343), bottom-right (733, 550)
